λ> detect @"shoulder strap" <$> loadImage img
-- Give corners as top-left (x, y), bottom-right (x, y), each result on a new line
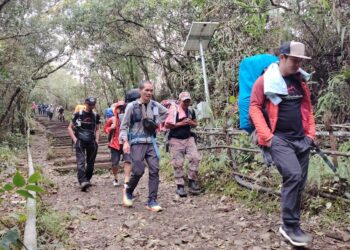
top-left (188, 107), bottom-right (194, 119)
top-left (131, 101), bottom-right (141, 127)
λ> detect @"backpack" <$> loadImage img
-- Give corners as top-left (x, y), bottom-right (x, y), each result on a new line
top-left (238, 54), bottom-right (278, 133)
top-left (75, 109), bottom-right (98, 143)
top-left (125, 89), bottom-right (141, 103)
top-left (105, 108), bottom-right (114, 119)
top-left (130, 101), bottom-right (158, 134)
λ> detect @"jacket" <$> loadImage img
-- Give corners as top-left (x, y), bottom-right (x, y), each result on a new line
top-left (119, 99), bottom-right (168, 145)
top-left (249, 75), bottom-right (316, 146)
top-left (104, 107), bottom-right (121, 150)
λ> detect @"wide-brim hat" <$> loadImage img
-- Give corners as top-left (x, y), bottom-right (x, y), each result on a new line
top-left (280, 41), bottom-right (311, 60)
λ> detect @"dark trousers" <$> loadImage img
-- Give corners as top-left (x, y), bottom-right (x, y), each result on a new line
top-left (126, 143), bottom-right (159, 201)
top-left (75, 140), bottom-right (98, 184)
top-left (270, 135), bottom-right (311, 226)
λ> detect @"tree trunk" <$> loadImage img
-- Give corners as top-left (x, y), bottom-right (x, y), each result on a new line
top-left (0, 86), bottom-right (21, 127)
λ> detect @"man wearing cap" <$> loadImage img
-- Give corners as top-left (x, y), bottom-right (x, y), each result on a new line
top-left (165, 92), bottom-right (201, 197)
top-left (68, 97), bottom-right (101, 192)
top-left (120, 80), bottom-right (168, 212)
top-left (249, 41), bottom-right (316, 247)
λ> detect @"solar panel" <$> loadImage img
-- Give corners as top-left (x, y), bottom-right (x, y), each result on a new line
top-left (184, 22), bottom-right (219, 51)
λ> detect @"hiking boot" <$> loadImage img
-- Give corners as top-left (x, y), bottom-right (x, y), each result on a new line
top-left (188, 179), bottom-right (201, 195)
top-left (279, 225), bottom-right (312, 247)
top-left (80, 181), bottom-right (91, 192)
top-left (176, 185), bottom-right (187, 197)
top-left (112, 179), bottom-right (120, 187)
top-left (123, 190), bottom-right (134, 207)
top-left (145, 200), bottom-right (163, 212)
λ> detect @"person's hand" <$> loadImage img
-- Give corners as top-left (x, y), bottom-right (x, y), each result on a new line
top-left (73, 137), bottom-right (78, 144)
top-left (123, 141), bottom-right (130, 154)
top-left (177, 120), bottom-right (187, 127)
top-left (266, 136), bottom-right (273, 147)
top-left (111, 124), bottom-right (116, 129)
top-left (95, 139), bottom-right (99, 144)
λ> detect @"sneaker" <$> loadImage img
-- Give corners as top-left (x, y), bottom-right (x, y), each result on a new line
top-left (112, 179), bottom-right (120, 187)
top-left (80, 181), bottom-right (91, 192)
top-left (145, 200), bottom-right (163, 212)
top-left (176, 185), bottom-right (187, 197)
top-left (279, 225), bottom-right (312, 247)
top-left (188, 179), bottom-right (201, 195)
top-left (123, 190), bottom-right (134, 207)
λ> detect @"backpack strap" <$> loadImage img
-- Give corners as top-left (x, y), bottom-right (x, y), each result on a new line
top-left (130, 101), bottom-right (142, 128)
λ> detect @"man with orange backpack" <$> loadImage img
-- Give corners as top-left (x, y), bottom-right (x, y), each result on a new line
top-left (104, 101), bottom-right (131, 187)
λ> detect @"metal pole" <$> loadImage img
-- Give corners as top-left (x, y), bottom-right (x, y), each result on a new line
top-left (199, 39), bottom-right (211, 107)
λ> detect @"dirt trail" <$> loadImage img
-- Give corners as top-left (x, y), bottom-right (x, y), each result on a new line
top-left (31, 117), bottom-right (348, 250)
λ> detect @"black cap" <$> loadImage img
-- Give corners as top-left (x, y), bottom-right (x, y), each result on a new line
top-left (85, 97), bottom-right (96, 105)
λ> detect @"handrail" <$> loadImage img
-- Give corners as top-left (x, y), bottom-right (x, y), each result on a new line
top-left (23, 124), bottom-right (37, 250)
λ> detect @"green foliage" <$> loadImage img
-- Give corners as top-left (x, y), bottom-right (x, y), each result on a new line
top-left (231, 134), bottom-right (258, 170)
top-left (316, 69), bottom-right (350, 123)
top-left (1, 171), bottom-right (44, 200)
top-left (15, 189), bottom-right (34, 199)
top-left (3, 184), bottom-right (14, 192)
top-left (37, 204), bottom-right (72, 245)
top-left (0, 170), bottom-right (45, 249)
top-left (12, 171), bottom-right (26, 188)
top-left (0, 133), bottom-right (26, 150)
top-left (0, 146), bottom-right (17, 171)
top-left (28, 172), bottom-right (42, 183)
top-left (308, 140), bottom-right (350, 194)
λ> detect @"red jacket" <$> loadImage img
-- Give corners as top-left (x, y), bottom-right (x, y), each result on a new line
top-left (104, 111), bottom-right (121, 150)
top-left (249, 75), bottom-right (316, 146)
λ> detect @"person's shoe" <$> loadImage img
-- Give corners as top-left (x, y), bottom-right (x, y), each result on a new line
top-left (123, 190), bottom-right (134, 207)
top-left (80, 181), bottom-right (91, 192)
top-left (145, 200), bottom-right (163, 212)
top-left (112, 179), bottom-right (120, 187)
top-left (279, 225), bottom-right (312, 247)
top-left (176, 185), bottom-right (187, 197)
top-left (188, 179), bottom-right (201, 195)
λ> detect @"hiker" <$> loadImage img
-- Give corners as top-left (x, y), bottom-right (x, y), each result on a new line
top-left (58, 105), bottom-right (65, 121)
top-left (104, 101), bottom-right (132, 187)
top-left (164, 92), bottom-right (201, 197)
top-left (249, 41), bottom-right (316, 247)
top-left (37, 103), bottom-right (41, 115)
top-left (120, 80), bottom-right (168, 212)
top-left (47, 104), bottom-right (54, 120)
top-left (67, 97), bottom-right (101, 192)
top-left (31, 102), bottom-right (37, 115)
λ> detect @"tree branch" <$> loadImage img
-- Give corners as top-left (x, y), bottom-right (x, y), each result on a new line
top-left (31, 54), bottom-right (71, 81)
top-left (0, 31), bottom-right (36, 41)
top-left (269, 0), bottom-right (292, 11)
top-left (116, 10), bottom-right (145, 28)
